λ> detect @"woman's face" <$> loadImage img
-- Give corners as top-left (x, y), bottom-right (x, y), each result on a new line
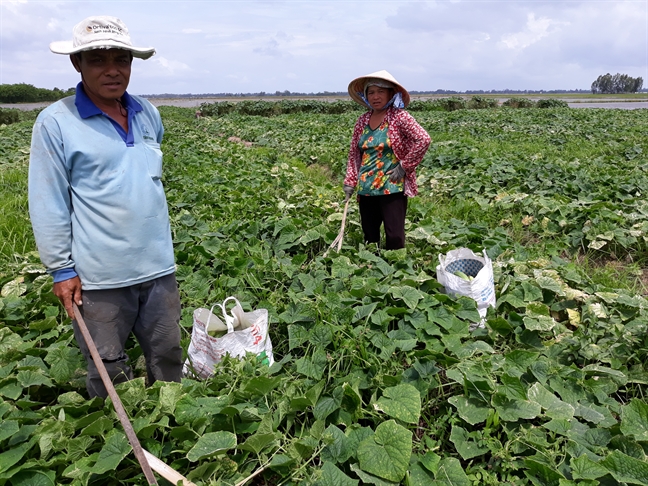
top-left (366, 86), bottom-right (392, 111)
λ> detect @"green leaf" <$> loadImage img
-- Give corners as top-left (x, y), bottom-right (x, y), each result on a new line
top-left (523, 315), bottom-right (556, 332)
top-left (448, 395), bottom-right (490, 425)
top-left (321, 425), bottom-right (353, 464)
top-left (1, 277), bottom-right (26, 297)
top-left (433, 457), bottom-right (470, 486)
top-left (175, 395), bottom-right (230, 425)
top-left (314, 462), bottom-right (359, 486)
top-left (600, 450), bottom-right (648, 485)
top-left (357, 420), bottom-right (412, 482)
top-left (375, 384), bottom-right (421, 424)
top-left (536, 276), bottom-right (565, 295)
top-left (0, 441), bottom-right (31, 473)
top-left (80, 416), bottom-right (113, 437)
top-left (346, 425), bottom-right (374, 458)
top-left (450, 426), bottom-right (489, 460)
top-left (504, 349), bottom-right (540, 371)
top-left (522, 282), bottom-right (543, 302)
top-left (243, 376), bottom-right (282, 396)
top-left (523, 458), bottom-right (565, 485)
top-left (574, 403), bottom-right (606, 425)
top-left (310, 324), bottom-right (333, 347)
top-left (487, 317), bottom-right (513, 336)
top-left (89, 432), bottom-right (131, 474)
top-left (239, 433), bottom-right (276, 454)
top-left (350, 463), bottom-right (398, 485)
top-left (44, 344), bottom-right (83, 383)
top-left (498, 374), bottom-right (528, 401)
top-left (313, 387), bottom-right (343, 421)
top-left (331, 256), bottom-right (358, 279)
top-left (295, 348), bottom-right (327, 380)
top-left (582, 364), bottom-right (627, 382)
top-left (353, 303), bottom-right (378, 323)
top-left (16, 370), bottom-right (53, 388)
top-left (621, 398), bottom-right (648, 440)
top-left (420, 451), bottom-right (441, 474)
top-left (528, 383), bottom-right (574, 419)
top-left (492, 393), bottom-right (541, 421)
top-left (187, 431), bottom-right (237, 462)
top-left (389, 285), bottom-right (425, 309)
top-left (570, 454), bottom-right (609, 480)
top-left (288, 324), bottom-right (310, 349)
top-left (0, 420), bottom-right (19, 442)
top-left (7, 469), bottom-right (56, 486)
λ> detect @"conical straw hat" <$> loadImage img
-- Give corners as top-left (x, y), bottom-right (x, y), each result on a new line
top-left (348, 70), bottom-right (410, 108)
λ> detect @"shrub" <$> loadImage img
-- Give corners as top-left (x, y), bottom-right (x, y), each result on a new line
top-left (199, 99), bottom-right (362, 117)
top-left (536, 98), bottom-right (569, 108)
top-left (433, 96), bottom-right (467, 111)
top-left (407, 100), bottom-right (446, 112)
top-left (502, 97), bottom-right (536, 108)
top-left (467, 95), bottom-right (499, 109)
top-left (0, 108), bottom-right (20, 125)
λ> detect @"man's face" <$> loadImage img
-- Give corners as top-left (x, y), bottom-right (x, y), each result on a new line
top-left (71, 49), bottom-right (132, 104)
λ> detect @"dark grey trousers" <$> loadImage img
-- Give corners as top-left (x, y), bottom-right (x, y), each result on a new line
top-left (359, 192), bottom-right (408, 249)
top-left (72, 273), bottom-right (183, 398)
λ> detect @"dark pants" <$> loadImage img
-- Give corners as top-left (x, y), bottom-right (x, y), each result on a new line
top-left (358, 193), bottom-right (408, 250)
top-left (73, 273), bottom-right (183, 398)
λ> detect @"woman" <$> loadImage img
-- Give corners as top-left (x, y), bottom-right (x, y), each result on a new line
top-left (343, 70), bottom-right (431, 249)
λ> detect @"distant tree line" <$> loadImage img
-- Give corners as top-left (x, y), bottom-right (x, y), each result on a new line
top-left (591, 73), bottom-right (643, 94)
top-left (0, 83), bottom-right (75, 103)
top-left (142, 88), bottom-right (604, 99)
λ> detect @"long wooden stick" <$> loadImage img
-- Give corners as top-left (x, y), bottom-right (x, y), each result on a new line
top-left (73, 304), bottom-right (157, 484)
top-left (73, 304), bottom-right (196, 486)
top-left (336, 198), bottom-right (351, 252)
top-left (143, 450), bottom-right (197, 486)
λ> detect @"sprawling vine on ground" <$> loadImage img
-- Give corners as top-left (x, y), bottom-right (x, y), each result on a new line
top-left (1, 103), bottom-right (648, 485)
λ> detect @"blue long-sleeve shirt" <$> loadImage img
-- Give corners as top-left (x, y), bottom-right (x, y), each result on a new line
top-left (28, 84), bottom-right (175, 290)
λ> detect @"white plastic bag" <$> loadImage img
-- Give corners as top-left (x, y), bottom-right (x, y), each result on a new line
top-left (436, 248), bottom-right (496, 320)
top-left (183, 297), bottom-right (274, 379)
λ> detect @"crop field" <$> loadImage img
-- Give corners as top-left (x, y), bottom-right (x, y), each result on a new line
top-left (1, 102), bottom-right (648, 485)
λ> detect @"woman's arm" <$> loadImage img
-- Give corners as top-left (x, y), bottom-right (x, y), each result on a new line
top-left (393, 111), bottom-right (431, 172)
top-left (343, 114), bottom-right (370, 188)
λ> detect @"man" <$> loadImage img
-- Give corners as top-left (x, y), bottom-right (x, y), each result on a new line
top-left (28, 16), bottom-right (182, 398)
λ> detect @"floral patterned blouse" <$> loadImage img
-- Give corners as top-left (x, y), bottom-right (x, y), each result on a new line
top-left (344, 107), bottom-right (431, 197)
top-left (357, 121), bottom-right (404, 196)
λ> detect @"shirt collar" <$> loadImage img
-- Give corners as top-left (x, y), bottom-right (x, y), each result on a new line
top-left (74, 81), bottom-right (143, 119)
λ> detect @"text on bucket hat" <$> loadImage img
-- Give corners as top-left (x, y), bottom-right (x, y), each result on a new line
top-left (49, 16), bottom-right (155, 60)
top-left (348, 70), bottom-right (411, 109)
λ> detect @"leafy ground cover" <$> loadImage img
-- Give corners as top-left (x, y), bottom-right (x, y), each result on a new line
top-left (1, 104), bottom-right (648, 485)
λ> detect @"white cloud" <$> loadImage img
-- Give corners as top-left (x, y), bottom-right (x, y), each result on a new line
top-left (499, 13), bottom-right (567, 50)
top-left (181, 28), bottom-right (202, 34)
top-left (151, 57), bottom-right (190, 75)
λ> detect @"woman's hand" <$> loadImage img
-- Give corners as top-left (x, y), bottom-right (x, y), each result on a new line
top-left (53, 276), bottom-right (83, 318)
top-left (343, 184), bottom-right (355, 200)
top-left (387, 164), bottom-right (405, 183)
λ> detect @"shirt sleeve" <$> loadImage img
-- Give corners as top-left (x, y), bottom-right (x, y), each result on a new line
top-left (343, 115), bottom-right (368, 188)
top-left (394, 111), bottom-right (431, 172)
top-left (28, 114), bottom-right (76, 276)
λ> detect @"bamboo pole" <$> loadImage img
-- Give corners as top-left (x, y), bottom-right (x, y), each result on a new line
top-left (73, 304), bottom-right (196, 486)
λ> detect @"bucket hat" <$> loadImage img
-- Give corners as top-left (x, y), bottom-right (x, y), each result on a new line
top-left (50, 16), bottom-right (155, 60)
top-left (348, 70), bottom-right (411, 108)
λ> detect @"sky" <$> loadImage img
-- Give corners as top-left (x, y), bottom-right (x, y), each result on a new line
top-left (1, 0), bottom-right (647, 95)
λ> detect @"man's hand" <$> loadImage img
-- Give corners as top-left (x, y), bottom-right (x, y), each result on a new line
top-left (53, 276), bottom-right (83, 318)
top-left (387, 164), bottom-right (406, 183)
